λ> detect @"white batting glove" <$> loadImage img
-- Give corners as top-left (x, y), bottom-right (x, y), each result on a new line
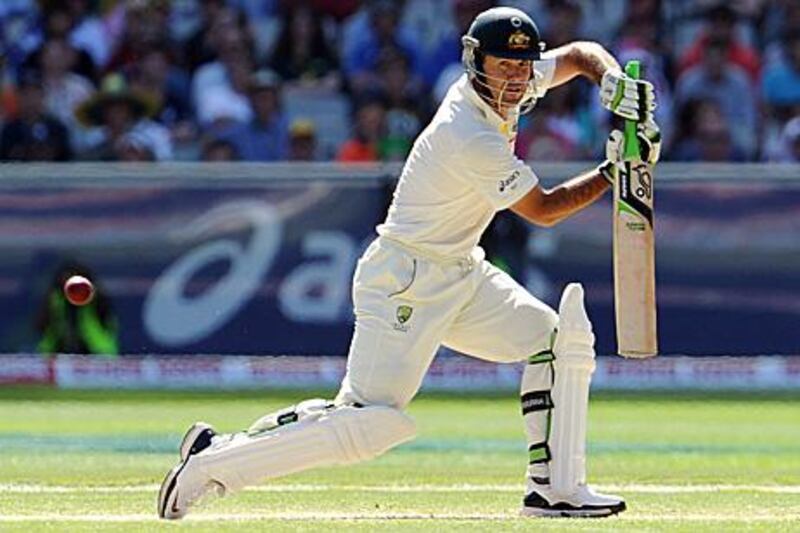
top-left (598, 119), bottom-right (662, 184)
top-left (599, 69), bottom-right (656, 122)
top-left (637, 119), bottom-right (662, 164)
top-left (608, 120), bottom-right (661, 165)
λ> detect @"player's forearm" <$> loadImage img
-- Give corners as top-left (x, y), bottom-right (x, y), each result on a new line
top-left (546, 42), bottom-right (621, 87)
top-left (538, 169), bottom-right (610, 226)
top-left (568, 42), bottom-right (620, 84)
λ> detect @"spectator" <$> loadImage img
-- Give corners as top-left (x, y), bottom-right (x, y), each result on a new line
top-left (693, 115), bottom-right (743, 162)
top-left (218, 69), bottom-right (289, 161)
top-left (268, 2), bottom-right (339, 89)
top-left (31, 3), bottom-right (98, 81)
top-left (1, 0), bottom-right (793, 165)
top-left (75, 72), bottom-right (172, 161)
top-left (774, 116), bottom-right (800, 162)
top-left (516, 84), bottom-right (592, 161)
top-left (340, 0), bottom-right (424, 94)
top-left (39, 0), bottom-right (112, 70)
top-left (762, 0), bottom-right (800, 67)
top-left (542, 0), bottom-right (583, 48)
top-left (0, 58), bottom-right (17, 123)
top-left (762, 34), bottom-right (800, 120)
top-left (196, 81), bottom-right (253, 131)
top-left (36, 261), bottom-right (119, 357)
top-left (311, 0), bottom-right (360, 22)
top-left (127, 40), bottom-right (194, 145)
top-left (37, 36), bottom-right (96, 151)
top-left (670, 98), bottom-right (744, 162)
top-left (180, 0), bottom-right (232, 72)
top-left (421, 0), bottom-right (493, 88)
top-left (337, 92), bottom-right (387, 162)
top-left (0, 69), bottom-right (72, 161)
top-left (432, 61), bottom-right (467, 103)
top-left (105, 0), bottom-right (171, 75)
top-left (574, 0), bottom-right (626, 46)
top-left (191, 9), bottom-right (255, 128)
top-left (675, 37), bottom-right (756, 158)
top-left (378, 45), bottom-right (426, 161)
top-left (228, 0), bottom-right (278, 21)
top-left (0, 2), bottom-right (40, 77)
top-left (289, 118), bottom-right (317, 161)
top-left (613, 2), bottom-right (667, 75)
top-left (678, 4), bottom-right (760, 84)
top-left (113, 129), bottom-right (157, 161)
top-left (201, 136), bottom-right (240, 161)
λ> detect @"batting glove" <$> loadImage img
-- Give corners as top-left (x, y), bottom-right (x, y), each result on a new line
top-left (599, 119), bottom-right (662, 184)
top-left (599, 68), bottom-right (656, 122)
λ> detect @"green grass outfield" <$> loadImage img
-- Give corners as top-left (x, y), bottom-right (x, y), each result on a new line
top-left (0, 386), bottom-right (798, 531)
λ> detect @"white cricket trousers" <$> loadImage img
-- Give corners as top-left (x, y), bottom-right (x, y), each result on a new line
top-left (337, 236), bottom-right (558, 408)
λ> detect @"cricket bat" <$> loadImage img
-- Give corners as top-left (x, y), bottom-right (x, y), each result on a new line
top-left (613, 60), bottom-right (658, 357)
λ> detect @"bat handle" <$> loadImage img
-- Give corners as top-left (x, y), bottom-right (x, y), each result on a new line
top-left (622, 60), bottom-right (641, 161)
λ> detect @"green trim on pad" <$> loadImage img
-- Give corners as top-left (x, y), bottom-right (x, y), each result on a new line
top-left (528, 444), bottom-right (550, 464)
top-left (528, 351), bottom-right (555, 364)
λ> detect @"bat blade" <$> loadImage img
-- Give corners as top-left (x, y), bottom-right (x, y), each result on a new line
top-left (613, 60), bottom-right (658, 358)
top-left (613, 159), bottom-right (657, 357)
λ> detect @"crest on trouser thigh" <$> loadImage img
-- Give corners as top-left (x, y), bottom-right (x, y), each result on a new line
top-left (393, 305), bottom-right (413, 332)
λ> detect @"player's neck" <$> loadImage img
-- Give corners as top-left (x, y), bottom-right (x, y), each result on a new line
top-left (491, 101), bottom-right (515, 120)
top-left (487, 94), bottom-right (521, 122)
top-left (471, 79), bottom-right (515, 121)
top-left (484, 94), bottom-right (515, 121)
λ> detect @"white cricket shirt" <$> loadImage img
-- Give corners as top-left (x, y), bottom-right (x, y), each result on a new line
top-left (377, 60), bottom-right (556, 258)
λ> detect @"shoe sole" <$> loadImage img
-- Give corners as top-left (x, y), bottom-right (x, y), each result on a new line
top-left (157, 460), bottom-right (186, 519)
top-left (521, 501), bottom-right (626, 518)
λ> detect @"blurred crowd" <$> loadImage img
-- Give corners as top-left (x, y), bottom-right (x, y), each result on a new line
top-left (0, 0), bottom-right (799, 164)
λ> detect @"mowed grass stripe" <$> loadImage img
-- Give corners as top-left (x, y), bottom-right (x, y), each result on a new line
top-left (3, 433), bottom-right (800, 455)
top-left (2, 483), bottom-right (799, 494)
top-left (0, 512), bottom-right (798, 523)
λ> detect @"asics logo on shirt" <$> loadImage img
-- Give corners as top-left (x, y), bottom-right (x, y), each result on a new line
top-left (499, 170), bottom-right (521, 193)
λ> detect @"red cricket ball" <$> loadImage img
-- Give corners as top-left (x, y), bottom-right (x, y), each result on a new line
top-left (63, 275), bottom-right (95, 306)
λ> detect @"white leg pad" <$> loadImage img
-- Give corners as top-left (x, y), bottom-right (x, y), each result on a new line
top-left (192, 405), bottom-right (416, 493)
top-left (247, 398), bottom-right (332, 434)
top-left (549, 283), bottom-right (596, 497)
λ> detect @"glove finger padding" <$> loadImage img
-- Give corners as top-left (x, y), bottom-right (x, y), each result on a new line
top-left (636, 120), bottom-right (661, 165)
top-left (600, 121), bottom-right (660, 183)
top-left (606, 129), bottom-right (624, 162)
top-left (600, 69), bottom-right (656, 121)
top-left (597, 130), bottom-right (624, 184)
top-left (605, 122), bottom-right (661, 164)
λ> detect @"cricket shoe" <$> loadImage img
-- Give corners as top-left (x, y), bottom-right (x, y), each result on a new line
top-left (521, 484), bottom-right (626, 518)
top-left (179, 422), bottom-right (217, 461)
top-left (158, 422), bottom-right (224, 520)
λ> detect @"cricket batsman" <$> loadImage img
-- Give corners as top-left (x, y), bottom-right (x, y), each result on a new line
top-left (159, 6), bottom-right (660, 519)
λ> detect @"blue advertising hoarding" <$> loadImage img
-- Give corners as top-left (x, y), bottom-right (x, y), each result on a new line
top-left (0, 163), bottom-right (797, 356)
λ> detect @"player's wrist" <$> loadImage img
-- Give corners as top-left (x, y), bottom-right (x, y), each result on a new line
top-left (597, 160), bottom-right (615, 185)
